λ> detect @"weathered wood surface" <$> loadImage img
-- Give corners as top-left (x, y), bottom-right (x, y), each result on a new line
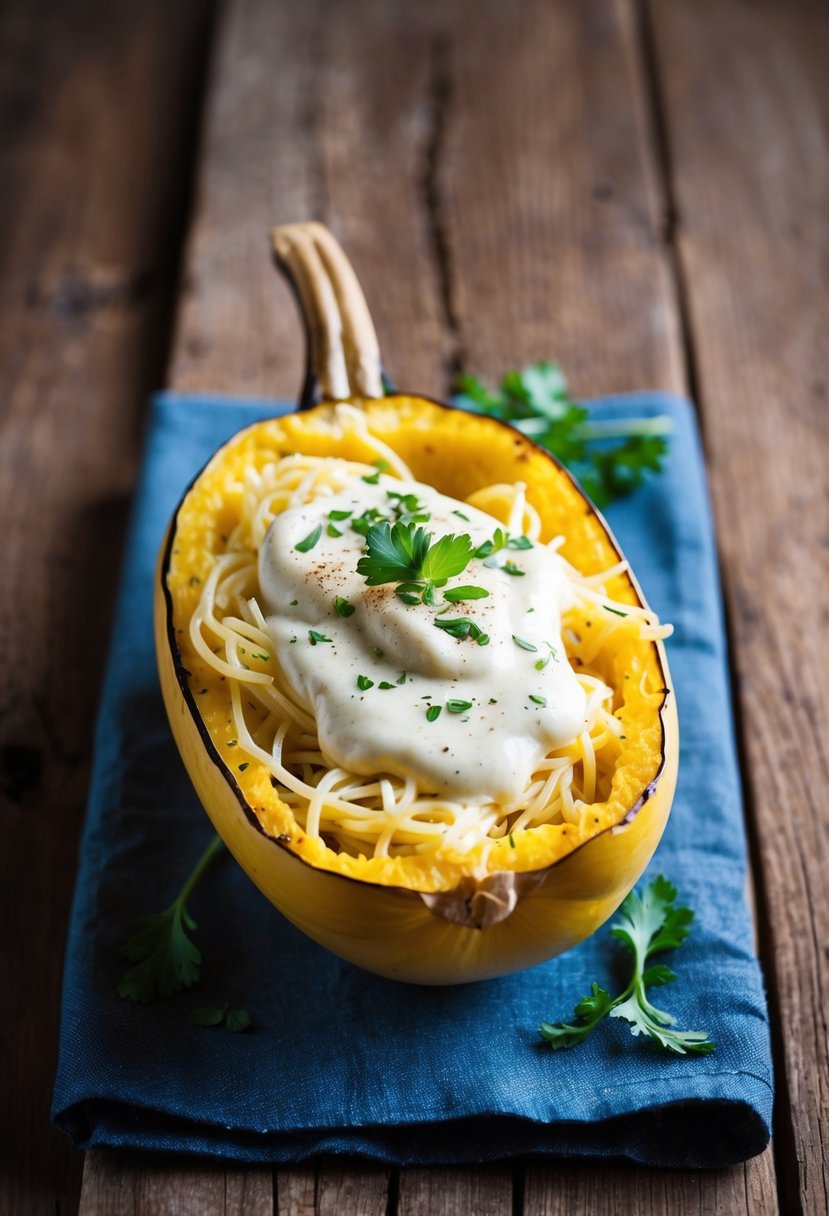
top-left (4, 0), bottom-right (825, 1209)
top-left (649, 3), bottom-right (829, 1211)
top-left (0, 2), bottom-right (213, 1214)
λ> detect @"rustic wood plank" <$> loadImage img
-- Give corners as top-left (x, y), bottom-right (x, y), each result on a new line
top-left (648, 1), bottom-right (829, 1211)
top-left (525, 1147), bottom-right (777, 1215)
top-left (274, 1163), bottom-right (389, 1216)
top-left (398, 1165), bottom-right (513, 1215)
top-left (0, 2), bottom-right (213, 1214)
top-left (80, 1150), bottom-right (273, 1215)
top-left (439, 0), bottom-right (685, 397)
top-left (170, 0), bottom-right (449, 402)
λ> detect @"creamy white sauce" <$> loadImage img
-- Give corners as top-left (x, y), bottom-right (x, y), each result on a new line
top-left (258, 475), bottom-right (586, 805)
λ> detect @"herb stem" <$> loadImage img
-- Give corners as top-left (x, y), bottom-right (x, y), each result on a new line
top-left (178, 833), bottom-right (225, 908)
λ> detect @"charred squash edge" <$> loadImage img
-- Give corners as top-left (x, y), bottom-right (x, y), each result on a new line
top-left (159, 393), bottom-right (670, 896)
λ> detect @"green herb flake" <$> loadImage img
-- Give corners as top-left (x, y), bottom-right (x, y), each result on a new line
top-left (252, 652), bottom-right (269, 662)
top-left (335, 596), bottom-right (355, 618)
top-left (512, 634), bottom-right (538, 652)
top-left (226, 1008), bottom-right (252, 1033)
top-left (189, 1005), bottom-right (226, 1027)
top-left (356, 674), bottom-right (374, 691)
top-left (451, 509), bottom-right (470, 521)
top-left (308, 630), bottom-right (332, 645)
top-left (327, 523), bottom-right (343, 538)
top-left (509, 833), bottom-right (516, 848)
top-left (434, 616), bottom-right (488, 645)
top-left (443, 585), bottom-right (490, 603)
top-left (238, 762), bottom-right (249, 772)
top-left (396, 670), bottom-right (407, 685)
top-left (508, 535), bottom-right (534, 550)
top-left (446, 699), bottom-right (473, 714)
top-left (529, 694), bottom-right (547, 706)
top-left (604, 605), bottom-right (628, 618)
top-left (503, 561), bottom-right (525, 577)
top-left (373, 458), bottom-right (390, 472)
top-left (328, 509), bottom-right (352, 521)
top-left (426, 705), bottom-right (442, 722)
top-left (290, 599), bottom-right (298, 606)
top-left (378, 681), bottom-right (396, 690)
top-left (489, 698), bottom-right (498, 704)
top-left (295, 523), bottom-right (323, 553)
top-left (361, 470), bottom-right (381, 485)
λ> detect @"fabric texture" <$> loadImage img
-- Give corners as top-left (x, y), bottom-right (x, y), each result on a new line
top-left (52, 391), bottom-right (773, 1168)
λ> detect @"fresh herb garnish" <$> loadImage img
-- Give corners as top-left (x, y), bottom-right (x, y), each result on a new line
top-left (446, 699), bottom-right (473, 714)
top-left (456, 361), bottom-right (671, 507)
top-left (396, 670), bottom-right (407, 684)
top-left (308, 629), bottom-right (332, 645)
top-left (378, 681), bottom-right (396, 690)
top-left (328, 509), bottom-right (352, 521)
top-left (529, 694), bottom-right (547, 706)
top-left (117, 836), bottom-right (224, 1003)
top-left (604, 605), bottom-right (628, 617)
top-left (189, 1005), bottom-right (252, 1033)
top-left (512, 634), bottom-right (538, 652)
top-left (426, 705), bottom-right (442, 722)
top-left (434, 617), bottom-right (489, 645)
top-left (327, 523), bottom-right (342, 538)
top-left (502, 562), bottom-right (525, 576)
top-left (356, 675), bottom-right (374, 691)
top-left (362, 470), bottom-right (381, 485)
top-left (539, 876), bottom-right (715, 1055)
top-left (443, 585), bottom-right (489, 603)
top-left (534, 641), bottom-right (559, 670)
top-left (357, 521), bottom-right (474, 593)
top-left (335, 596), bottom-right (355, 618)
top-left (295, 523), bottom-right (323, 553)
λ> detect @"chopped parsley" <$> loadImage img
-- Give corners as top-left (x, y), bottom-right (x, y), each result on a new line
top-left (328, 509), bottom-right (352, 521)
top-left (434, 617), bottom-right (489, 645)
top-left (295, 523), bottom-right (322, 552)
top-left (327, 523), bottom-right (343, 537)
top-left (308, 630), bottom-right (332, 645)
top-left (426, 705), bottom-right (442, 722)
top-left (378, 681), bottom-right (396, 690)
top-left (334, 596), bottom-right (355, 618)
top-left (512, 634), bottom-right (538, 652)
top-left (356, 675), bottom-right (374, 691)
top-left (529, 694), bottom-right (547, 706)
top-left (361, 470), bottom-right (381, 485)
top-left (446, 699), bottom-right (473, 714)
top-left (443, 585), bottom-right (489, 603)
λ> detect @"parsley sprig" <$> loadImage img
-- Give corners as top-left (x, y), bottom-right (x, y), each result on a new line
top-left (357, 521), bottom-right (474, 599)
top-left (456, 362), bottom-right (671, 508)
top-left (117, 835), bottom-right (225, 1003)
top-left (539, 876), bottom-right (715, 1055)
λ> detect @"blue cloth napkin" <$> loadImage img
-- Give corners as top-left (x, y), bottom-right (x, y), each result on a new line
top-left (52, 391), bottom-right (773, 1168)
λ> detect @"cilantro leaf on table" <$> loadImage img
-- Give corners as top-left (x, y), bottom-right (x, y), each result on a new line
top-left (117, 835), bottom-right (225, 1003)
top-left (539, 876), bottom-right (715, 1056)
top-left (455, 361), bottom-right (672, 507)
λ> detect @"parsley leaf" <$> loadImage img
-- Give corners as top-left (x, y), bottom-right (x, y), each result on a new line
top-left (308, 629), bottom-right (332, 645)
top-left (117, 836), bottom-right (224, 1003)
top-left (539, 876), bottom-right (715, 1056)
top-left (456, 361), bottom-right (671, 506)
top-left (334, 596), bottom-right (355, 618)
top-left (434, 617), bottom-right (489, 645)
top-left (443, 585), bottom-right (489, 603)
top-left (357, 522), bottom-right (474, 591)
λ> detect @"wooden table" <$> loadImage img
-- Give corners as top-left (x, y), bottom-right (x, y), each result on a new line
top-left (2, 0), bottom-right (826, 1211)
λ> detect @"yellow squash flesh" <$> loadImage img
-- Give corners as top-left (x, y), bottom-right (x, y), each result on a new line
top-left (156, 395), bottom-right (677, 984)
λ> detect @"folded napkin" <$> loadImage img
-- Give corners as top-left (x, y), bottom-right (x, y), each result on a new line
top-left (52, 391), bottom-right (772, 1168)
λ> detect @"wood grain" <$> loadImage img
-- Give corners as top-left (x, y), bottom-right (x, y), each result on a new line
top-left (397, 1165), bottom-right (513, 1215)
top-left (648, 2), bottom-right (829, 1211)
top-left (0, 2), bottom-right (213, 1214)
top-left (80, 1151), bottom-right (272, 1216)
top-left (439, 0), bottom-right (685, 396)
top-left (275, 1164), bottom-right (389, 1215)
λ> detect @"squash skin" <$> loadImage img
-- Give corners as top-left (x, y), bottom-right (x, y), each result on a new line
top-left (155, 397), bottom-right (678, 985)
